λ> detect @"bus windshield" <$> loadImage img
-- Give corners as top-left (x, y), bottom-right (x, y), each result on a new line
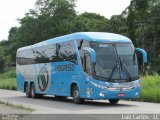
top-left (91, 43), bottom-right (138, 82)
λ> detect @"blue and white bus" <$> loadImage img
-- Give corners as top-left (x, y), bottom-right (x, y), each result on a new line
top-left (16, 32), bottom-right (147, 104)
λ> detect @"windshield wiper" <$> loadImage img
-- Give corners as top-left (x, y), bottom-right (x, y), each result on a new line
top-left (108, 61), bottom-right (118, 82)
top-left (118, 56), bottom-right (133, 82)
top-left (110, 44), bottom-right (133, 82)
top-left (108, 44), bottom-right (120, 82)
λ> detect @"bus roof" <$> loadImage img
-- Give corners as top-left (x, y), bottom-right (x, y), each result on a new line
top-left (18, 32), bottom-right (132, 51)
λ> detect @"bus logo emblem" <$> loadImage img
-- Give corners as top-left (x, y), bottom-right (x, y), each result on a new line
top-left (38, 67), bottom-right (49, 92)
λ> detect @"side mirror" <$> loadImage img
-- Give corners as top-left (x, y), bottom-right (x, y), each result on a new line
top-left (82, 47), bottom-right (96, 64)
top-left (135, 48), bottom-right (147, 63)
top-left (135, 48), bottom-right (147, 70)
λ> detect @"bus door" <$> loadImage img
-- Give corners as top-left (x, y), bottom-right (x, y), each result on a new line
top-left (82, 47), bottom-right (97, 98)
top-left (83, 53), bottom-right (95, 98)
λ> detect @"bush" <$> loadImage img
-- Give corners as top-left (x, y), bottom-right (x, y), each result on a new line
top-left (139, 75), bottom-right (160, 103)
top-left (0, 69), bottom-right (16, 90)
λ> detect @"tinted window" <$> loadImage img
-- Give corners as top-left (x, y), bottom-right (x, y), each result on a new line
top-left (85, 55), bottom-right (92, 75)
top-left (76, 40), bottom-right (90, 50)
top-left (17, 41), bottom-right (77, 65)
top-left (34, 44), bottom-right (57, 63)
top-left (17, 48), bottom-right (36, 65)
top-left (76, 40), bottom-right (90, 57)
top-left (59, 41), bottom-right (77, 63)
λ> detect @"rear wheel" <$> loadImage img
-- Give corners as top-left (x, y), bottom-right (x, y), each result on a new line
top-left (72, 85), bottom-right (83, 104)
top-left (24, 83), bottom-right (30, 98)
top-left (108, 99), bottom-right (119, 104)
top-left (30, 84), bottom-right (43, 98)
top-left (30, 84), bottom-right (36, 98)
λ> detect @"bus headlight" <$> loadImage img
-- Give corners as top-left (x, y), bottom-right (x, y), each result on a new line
top-left (99, 92), bottom-right (105, 97)
top-left (90, 81), bottom-right (108, 90)
top-left (135, 92), bottom-right (139, 96)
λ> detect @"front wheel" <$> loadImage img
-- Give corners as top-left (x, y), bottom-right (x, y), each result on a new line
top-left (72, 85), bottom-right (83, 104)
top-left (108, 99), bottom-right (119, 104)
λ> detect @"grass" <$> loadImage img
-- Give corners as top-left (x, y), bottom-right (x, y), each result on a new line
top-left (138, 74), bottom-right (160, 103)
top-left (0, 69), bottom-right (33, 113)
top-left (0, 100), bottom-right (33, 112)
top-left (0, 68), bottom-right (16, 90)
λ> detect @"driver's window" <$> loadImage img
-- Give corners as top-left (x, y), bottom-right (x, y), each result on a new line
top-left (85, 55), bottom-right (92, 75)
top-left (136, 51), bottom-right (143, 70)
top-left (81, 57), bottom-right (85, 71)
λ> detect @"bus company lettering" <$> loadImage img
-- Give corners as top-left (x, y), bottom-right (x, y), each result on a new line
top-left (55, 64), bottom-right (74, 72)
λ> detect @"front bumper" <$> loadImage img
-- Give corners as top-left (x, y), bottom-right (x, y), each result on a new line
top-left (94, 87), bottom-right (140, 100)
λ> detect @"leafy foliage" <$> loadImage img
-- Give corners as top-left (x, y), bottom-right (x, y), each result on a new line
top-left (0, 0), bottom-right (160, 73)
top-left (0, 69), bottom-right (16, 90)
top-left (139, 75), bottom-right (160, 103)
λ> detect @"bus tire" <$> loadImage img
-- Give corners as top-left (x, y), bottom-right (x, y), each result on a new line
top-left (72, 85), bottom-right (83, 104)
top-left (30, 83), bottom-right (38, 99)
top-left (24, 83), bottom-right (31, 98)
top-left (108, 99), bottom-right (119, 104)
top-left (37, 94), bottom-right (43, 98)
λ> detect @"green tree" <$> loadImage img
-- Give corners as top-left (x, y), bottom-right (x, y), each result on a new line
top-left (0, 45), bottom-right (11, 73)
top-left (8, 0), bottom-right (77, 62)
top-left (109, 14), bottom-right (128, 36)
top-left (70, 12), bottom-right (109, 32)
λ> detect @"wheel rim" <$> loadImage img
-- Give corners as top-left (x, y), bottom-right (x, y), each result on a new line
top-left (73, 90), bottom-right (79, 99)
top-left (31, 85), bottom-right (35, 98)
top-left (25, 85), bottom-right (29, 96)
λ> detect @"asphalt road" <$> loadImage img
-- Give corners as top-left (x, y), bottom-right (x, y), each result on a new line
top-left (0, 89), bottom-right (160, 115)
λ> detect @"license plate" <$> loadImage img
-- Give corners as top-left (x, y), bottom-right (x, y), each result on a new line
top-left (117, 93), bottom-right (125, 97)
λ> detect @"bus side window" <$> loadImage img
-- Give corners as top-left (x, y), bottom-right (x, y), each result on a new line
top-left (81, 58), bottom-right (83, 67)
top-left (76, 39), bottom-right (91, 70)
top-left (81, 56), bottom-right (85, 71)
top-left (76, 40), bottom-right (91, 55)
top-left (58, 41), bottom-right (77, 63)
top-left (136, 51), bottom-right (143, 71)
top-left (84, 54), bottom-right (92, 75)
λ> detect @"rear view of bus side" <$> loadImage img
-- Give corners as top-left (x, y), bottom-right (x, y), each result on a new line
top-left (16, 32), bottom-right (147, 104)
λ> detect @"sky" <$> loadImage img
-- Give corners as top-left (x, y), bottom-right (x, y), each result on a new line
top-left (0, 0), bottom-right (131, 41)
